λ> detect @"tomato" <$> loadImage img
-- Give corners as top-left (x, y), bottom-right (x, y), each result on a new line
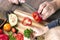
top-left (22, 17), bottom-right (32, 26)
top-left (3, 23), bottom-right (11, 32)
top-left (12, 28), bottom-right (16, 33)
top-left (16, 33), bottom-right (24, 40)
top-left (32, 12), bottom-right (42, 22)
top-left (0, 34), bottom-right (9, 40)
top-left (0, 29), bottom-right (3, 34)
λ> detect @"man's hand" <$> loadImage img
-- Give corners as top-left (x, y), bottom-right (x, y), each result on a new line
top-left (8, 0), bottom-right (25, 4)
top-left (38, 1), bottom-right (57, 20)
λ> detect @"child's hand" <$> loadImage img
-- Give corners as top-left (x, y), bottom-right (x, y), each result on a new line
top-left (38, 1), bottom-right (57, 20)
top-left (8, 0), bottom-right (25, 4)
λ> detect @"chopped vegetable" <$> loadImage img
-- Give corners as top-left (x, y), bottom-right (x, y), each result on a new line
top-left (9, 14), bottom-right (18, 26)
top-left (8, 31), bottom-right (16, 40)
top-left (22, 17), bottom-right (32, 26)
top-left (24, 29), bottom-right (33, 38)
top-left (0, 29), bottom-right (3, 34)
top-left (11, 28), bottom-right (16, 33)
top-left (3, 23), bottom-right (11, 32)
top-left (32, 12), bottom-right (42, 22)
top-left (15, 33), bottom-right (24, 40)
top-left (9, 34), bottom-right (16, 40)
top-left (0, 34), bottom-right (9, 40)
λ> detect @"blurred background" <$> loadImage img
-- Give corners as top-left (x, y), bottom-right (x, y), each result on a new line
top-left (0, 0), bottom-right (60, 22)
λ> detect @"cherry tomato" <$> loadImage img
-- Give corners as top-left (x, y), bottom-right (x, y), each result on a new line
top-left (12, 28), bottom-right (16, 33)
top-left (0, 34), bottom-right (9, 40)
top-left (15, 33), bottom-right (24, 40)
top-left (32, 12), bottom-right (42, 22)
top-left (22, 17), bottom-right (32, 26)
top-left (0, 29), bottom-right (3, 34)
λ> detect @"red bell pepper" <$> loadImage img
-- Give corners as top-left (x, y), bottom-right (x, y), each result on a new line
top-left (22, 17), bottom-right (32, 26)
top-left (32, 12), bottom-right (42, 22)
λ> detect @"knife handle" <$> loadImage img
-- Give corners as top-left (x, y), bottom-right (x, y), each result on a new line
top-left (47, 18), bottom-right (60, 29)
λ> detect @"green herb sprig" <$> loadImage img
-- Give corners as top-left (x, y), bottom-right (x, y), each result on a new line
top-left (24, 29), bottom-right (33, 38)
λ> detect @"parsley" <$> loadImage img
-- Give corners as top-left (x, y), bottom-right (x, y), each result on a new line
top-left (8, 31), bottom-right (16, 40)
top-left (24, 29), bottom-right (33, 38)
top-left (9, 34), bottom-right (16, 40)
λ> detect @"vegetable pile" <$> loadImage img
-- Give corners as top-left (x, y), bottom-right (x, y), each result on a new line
top-left (0, 11), bottom-right (43, 40)
top-left (9, 14), bottom-right (18, 26)
top-left (0, 13), bottom-right (34, 40)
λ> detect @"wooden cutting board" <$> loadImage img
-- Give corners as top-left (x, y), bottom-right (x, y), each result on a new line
top-left (14, 9), bottom-right (48, 28)
top-left (14, 9), bottom-right (47, 40)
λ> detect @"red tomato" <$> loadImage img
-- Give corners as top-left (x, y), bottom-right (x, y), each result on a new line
top-left (0, 29), bottom-right (3, 34)
top-left (22, 17), bottom-right (32, 26)
top-left (0, 34), bottom-right (9, 40)
top-left (32, 12), bottom-right (42, 22)
top-left (16, 33), bottom-right (24, 40)
top-left (12, 28), bottom-right (16, 33)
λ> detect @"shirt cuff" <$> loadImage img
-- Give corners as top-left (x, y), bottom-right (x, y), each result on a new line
top-left (47, 19), bottom-right (59, 29)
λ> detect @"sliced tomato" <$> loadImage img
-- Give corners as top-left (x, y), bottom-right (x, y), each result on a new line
top-left (16, 33), bottom-right (24, 40)
top-left (22, 17), bottom-right (32, 26)
top-left (32, 12), bottom-right (42, 22)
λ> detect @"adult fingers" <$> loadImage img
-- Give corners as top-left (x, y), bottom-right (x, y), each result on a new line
top-left (42, 5), bottom-right (55, 20)
top-left (38, 1), bottom-right (47, 13)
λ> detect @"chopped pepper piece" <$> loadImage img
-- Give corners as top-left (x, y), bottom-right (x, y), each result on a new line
top-left (22, 17), bottom-right (32, 26)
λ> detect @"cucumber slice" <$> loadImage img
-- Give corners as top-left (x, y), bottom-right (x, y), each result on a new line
top-left (8, 14), bottom-right (18, 26)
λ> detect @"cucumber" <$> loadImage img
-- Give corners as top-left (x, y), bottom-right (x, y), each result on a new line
top-left (8, 14), bottom-right (18, 26)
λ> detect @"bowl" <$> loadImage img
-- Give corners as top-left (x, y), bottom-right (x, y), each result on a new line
top-left (0, 18), bottom-right (6, 28)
